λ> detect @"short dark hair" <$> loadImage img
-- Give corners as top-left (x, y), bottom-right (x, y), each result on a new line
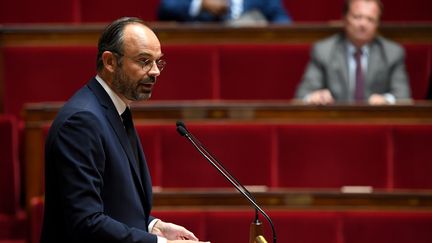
top-left (96, 17), bottom-right (145, 72)
top-left (342, 0), bottom-right (383, 17)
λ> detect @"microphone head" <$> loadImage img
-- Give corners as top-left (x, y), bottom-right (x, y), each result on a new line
top-left (176, 120), bottom-right (187, 129)
top-left (176, 125), bottom-right (189, 137)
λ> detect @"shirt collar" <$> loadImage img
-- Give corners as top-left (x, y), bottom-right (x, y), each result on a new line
top-left (346, 41), bottom-right (370, 57)
top-left (95, 75), bottom-right (127, 116)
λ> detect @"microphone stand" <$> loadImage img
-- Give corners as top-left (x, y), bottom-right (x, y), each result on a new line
top-left (176, 122), bottom-right (276, 243)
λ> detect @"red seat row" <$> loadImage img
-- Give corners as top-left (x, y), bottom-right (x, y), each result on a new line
top-left (28, 196), bottom-right (432, 243)
top-left (154, 209), bottom-right (432, 243)
top-left (1, 0), bottom-right (431, 23)
top-left (0, 115), bottom-right (27, 241)
top-left (36, 122), bottom-right (432, 192)
top-left (135, 122), bottom-right (432, 190)
top-left (3, 44), bottom-right (431, 117)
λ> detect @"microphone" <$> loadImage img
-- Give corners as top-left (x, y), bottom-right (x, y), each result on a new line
top-left (176, 121), bottom-right (276, 243)
top-left (177, 121), bottom-right (260, 222)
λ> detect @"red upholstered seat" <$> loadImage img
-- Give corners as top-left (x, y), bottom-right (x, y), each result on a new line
top-left (153, 45), bottom-right (218, 100)
top-left (136, 123), bottom-right (275, 188)
top-left (283, 0), bottom-right (344, 22)
top-left (0, 115), bottom-right (27, 241)
top-left (136, 122), bottom-right (432, 190)
top-left (206, 210), bottom-right (341, 243)
top-left (27, 202), bottom-right (432, 243)
top-left (0, 213), bottom-right (27, 242)
top-left (276, 124), bottom-right (390, 189)
top-left (380, 0), bottom-right (432, 22)
top-left (3, 46), bottom-right (96, 117)
top-left (0, 115), bottom-right (20, 215)
top-left (0, 0), bottom-right (79, 23)
top-left (403, 44), bottom-right (432, 100)
top-left (205, 211), bottom-right (256, 243)
top-left (392, 125), bottom-right (432, 189)
top-left (219, 44), bottom-right (310, 100)
top-left (136, 124), bottom-right (165, 187)
top-left (343, 211), bottom-right (432, 243)
top-left (2, 44), bottom-right (218, 116)
top-left (148, 210), bottom-right (432, 243)
top-left (80, 0), bottom-right (159, 22)
top-left (0, 0), bottom-right (160, 23)
top-left (268, 211), bottom-right (341, 243)
top-left (3, 44), bottom-right (431, 117)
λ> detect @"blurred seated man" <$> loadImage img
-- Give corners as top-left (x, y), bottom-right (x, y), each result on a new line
top-left (295, 0), bottom-right (411, 105)
top-left (157, 0), bottom-right (292, 25)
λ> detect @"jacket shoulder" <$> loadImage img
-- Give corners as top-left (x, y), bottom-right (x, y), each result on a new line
top-left (375, 36), bottom-right (405, 59)
top-left (312, 34), bottom-right (344, 60)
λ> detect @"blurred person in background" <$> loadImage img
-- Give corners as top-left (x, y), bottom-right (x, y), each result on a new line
top-left (295, 0), bottom-right (411, 105)
top-left (158, 0), bottom-right (292, 25)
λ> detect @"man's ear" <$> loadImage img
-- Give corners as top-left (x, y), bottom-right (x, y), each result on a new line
top-left (102, 51), bottom-right (117, 73)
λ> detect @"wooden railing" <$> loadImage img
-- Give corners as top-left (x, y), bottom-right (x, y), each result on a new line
top-left (152, 188), bottom-right (432, 210)
top-left (1, 22), bottom-right (432, 47)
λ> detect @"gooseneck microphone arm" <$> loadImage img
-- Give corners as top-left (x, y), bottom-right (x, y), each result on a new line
top-left (176, 121), bottom-right (276, 243)
top-left (175, 122), bottom-right (261, 223)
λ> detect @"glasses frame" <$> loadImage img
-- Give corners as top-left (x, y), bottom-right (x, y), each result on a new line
top-left (111, 51), bottom-right (166, 72)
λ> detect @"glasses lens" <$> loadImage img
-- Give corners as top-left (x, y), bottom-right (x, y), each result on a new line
top-left (156, 60), bottom-right (166, 71)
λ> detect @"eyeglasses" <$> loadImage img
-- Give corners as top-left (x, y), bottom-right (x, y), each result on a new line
top-left (112, 51), bottom-right (166, 72)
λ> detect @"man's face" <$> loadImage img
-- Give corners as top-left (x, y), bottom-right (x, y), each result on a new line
top-left (112, 24), bottom-right (163, 102)
top-left (344, 0), bottom-right (380, 47)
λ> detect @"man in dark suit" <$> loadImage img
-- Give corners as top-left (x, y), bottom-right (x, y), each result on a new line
top-left (41, 17), bottom-right (209, 243)
top-left (295, 0), bottom-right (411, 105)
top-left (158, 0), bottom-right (291, 24)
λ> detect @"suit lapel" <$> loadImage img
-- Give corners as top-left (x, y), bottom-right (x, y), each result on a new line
top-left (87, 78), bottom-right (149, 206)
top-left (331, 39), bottom-right (350, 100)
top-left (365, 41), bottom-right (384, 97)
top-left (135, 135), bottom-right (153, 211)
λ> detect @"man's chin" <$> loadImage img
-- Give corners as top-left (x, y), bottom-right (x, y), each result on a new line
top-left (138, 93), bottom-right (152, 101)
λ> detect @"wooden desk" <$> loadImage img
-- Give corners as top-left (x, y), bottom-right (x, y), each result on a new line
top-left (152, 188), bottom-right (432, 210)
top-left (1, 22), bottom-right (432, 47)
top-left (23, 101), bottom-right (432, 207)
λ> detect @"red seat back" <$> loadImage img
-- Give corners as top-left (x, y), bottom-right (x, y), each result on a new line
top-left (152, 45), bottom-right (218, 100)
top-left (0, 0), bottom-right (78, 23)
top-left (219, 44), bottom-right (310, 100)
top-left (80, 0), bottom-right (159, 23)
top-left (138, 123), bottom-right (275, 188)
top-left (0, 115), bottom-right (20, 215)
top-left (392, 125), bottom-right (432, 189)
top-left (277, 124), bottom-right (390, 189)
top-left (3, 46), bottom-right (96, 117)
top-left (344, 211), bottom-right (432, 243)
top-left (404, 44), bottom-right (432, 99)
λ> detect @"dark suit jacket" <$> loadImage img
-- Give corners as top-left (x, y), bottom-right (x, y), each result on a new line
top-left (41, 78), bottom-right (156, 243)
top-left (295, 33), bottom-right (411, 101)
top-left (158, 0), bottom-right (291, 23)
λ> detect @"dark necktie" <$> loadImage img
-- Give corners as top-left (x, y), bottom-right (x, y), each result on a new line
top-left (121, 107), bottom-right (139, 165)
top-left (354, 49), bottom-right (365, 100)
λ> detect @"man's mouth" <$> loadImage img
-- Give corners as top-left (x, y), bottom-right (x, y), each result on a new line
top-left (139, 82), bottom-right (154, 93)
